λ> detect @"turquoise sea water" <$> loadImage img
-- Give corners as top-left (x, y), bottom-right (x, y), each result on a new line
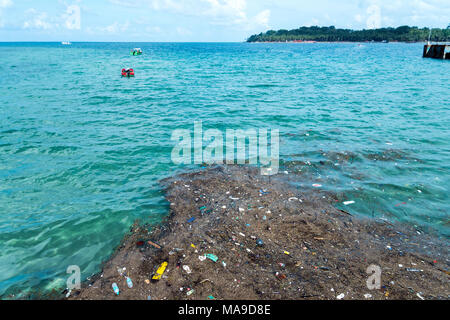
top-left (0, 42), bottom-right (449, 297)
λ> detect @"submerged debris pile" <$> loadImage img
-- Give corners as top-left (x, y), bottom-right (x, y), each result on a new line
top-left (71, 166), bottom-right (449, 300)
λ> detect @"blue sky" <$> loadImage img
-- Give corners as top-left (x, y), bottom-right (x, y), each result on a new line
top-left (0, 0), bottom-right (449, 41)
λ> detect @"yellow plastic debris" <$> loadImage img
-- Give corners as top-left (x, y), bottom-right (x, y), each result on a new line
top-left (152, 262), bottom-right (168, 281)
top-left (191, 244), bottom-right (196, 248)
top-left (284, 251), bottom-right (290, 255)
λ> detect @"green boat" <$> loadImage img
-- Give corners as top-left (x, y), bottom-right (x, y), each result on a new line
top-left (130, 48), bottom-right (143, 56)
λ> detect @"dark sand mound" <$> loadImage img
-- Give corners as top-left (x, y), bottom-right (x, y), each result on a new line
top-left (71, 166), bottom-right (449, 300)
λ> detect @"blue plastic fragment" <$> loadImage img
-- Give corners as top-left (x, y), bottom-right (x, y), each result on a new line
top-left (206, 254), bottom-right (218, 262)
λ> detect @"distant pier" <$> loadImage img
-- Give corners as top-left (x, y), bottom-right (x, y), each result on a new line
top-left (423, 44), bottom-right (450, 59)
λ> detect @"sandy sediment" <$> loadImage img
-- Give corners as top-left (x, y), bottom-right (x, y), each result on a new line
top-left (70, 165), bottom-right (449, 300)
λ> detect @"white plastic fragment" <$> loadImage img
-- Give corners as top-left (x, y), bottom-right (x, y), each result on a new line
top-left (187, 289), bottom-right (195, 296)
top-left (337, 293), bottom-right (345, 300)
top-left (182, 265), bottom-right (192, 274)
top-left (343, 201), bottom-right (355, 205)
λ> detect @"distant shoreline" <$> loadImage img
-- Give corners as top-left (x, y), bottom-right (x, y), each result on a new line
top-left (247, 40), bottom-right (443, 44)
top-left (247, 26), bottom-right (450, 43)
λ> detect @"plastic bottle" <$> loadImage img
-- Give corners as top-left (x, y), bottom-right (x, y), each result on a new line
top-left (112, 283), bottom-right (120, 295)
top-left (126, 277), bottom-right (133, 288)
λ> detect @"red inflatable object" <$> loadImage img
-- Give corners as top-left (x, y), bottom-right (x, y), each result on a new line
top-left (121, 68), bottom-right (135, 77)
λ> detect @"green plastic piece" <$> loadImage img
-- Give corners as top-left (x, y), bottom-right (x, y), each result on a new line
top-left (206, 254), bottom-right (218, 262)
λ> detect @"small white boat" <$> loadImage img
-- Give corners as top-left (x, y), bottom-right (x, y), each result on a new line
top-left (62, 41), bottom-right (72, 45)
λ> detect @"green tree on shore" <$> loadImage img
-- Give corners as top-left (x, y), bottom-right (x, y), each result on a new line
top-left (247, 26), bottom-right (450, 42)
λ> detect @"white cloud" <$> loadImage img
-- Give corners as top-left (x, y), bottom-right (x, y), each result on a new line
top-left (108, 0), bottom-right (270, 29)
top-left (306, 18), bottom-right (320, 27)
top-left (176, 26), bottom-right (192, 36)
top-left (355, 0), bottom-right (450, 28)
top-left (100, 21), bottom-right (130, 33)
top-left (108, 0), bottom-right (186, 11)
top-left (108, 0), bottom-right (138, 7)
top-left (201, 0), bottom-right (271, 29)
top-left (145, 25), bottom-right (162, 33)
top-left (202, 0), bottom-right (247, 23)
top-left (20, 3), bottom-right (82, 32)
top-left (0, 0), bottom-right (12, 27)
top-left (23, 9), bottom-right (53, 30)
top-left (151, 0), bottom-right (185, 11)
top-left (366, 4), bottom-right (381, 29)
top-left (251, 9), bottom-right (270, 28)
top-left (0, 0), bottom-right (12, 8)
top-left (63, 4), bottom-right (81, 30)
